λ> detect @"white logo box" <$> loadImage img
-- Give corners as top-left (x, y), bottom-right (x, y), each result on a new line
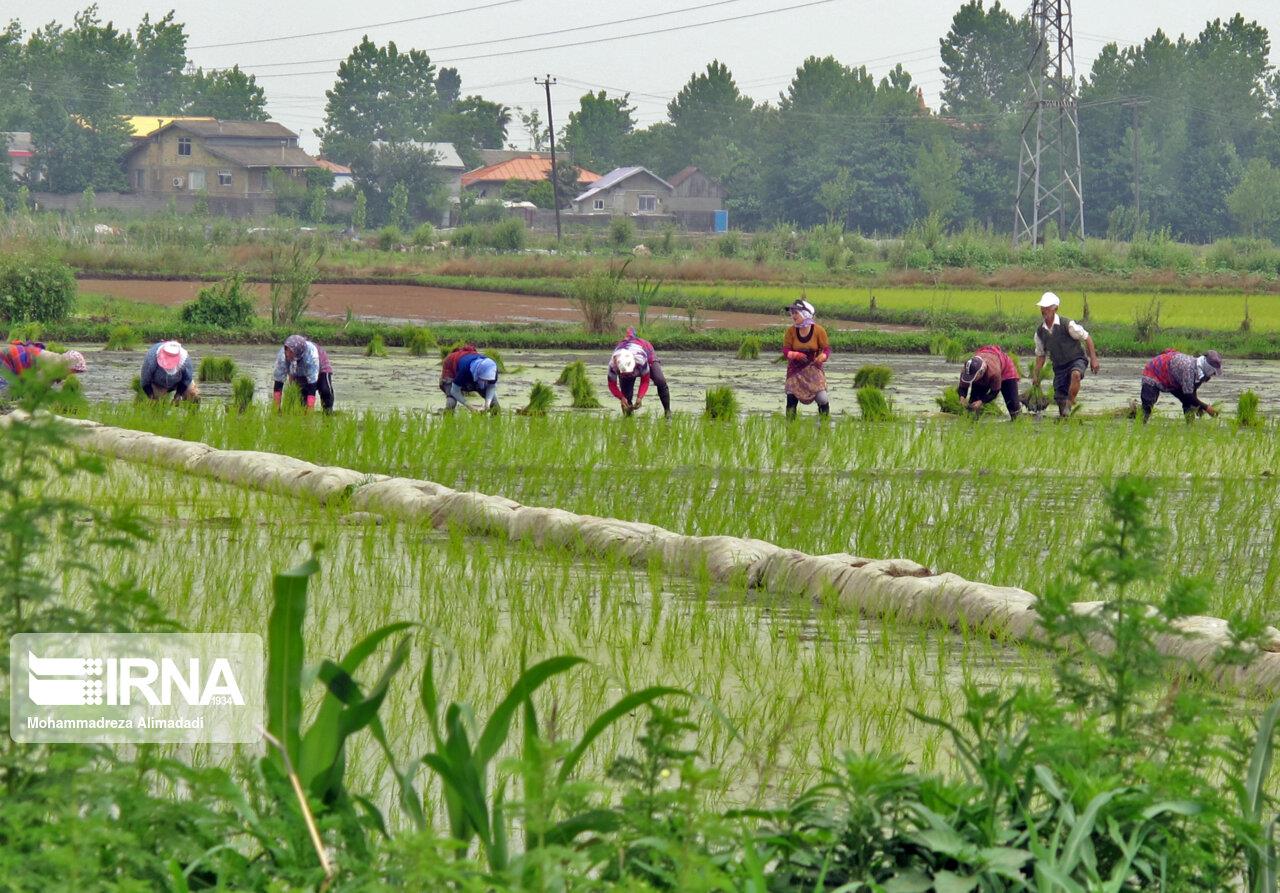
top-left (11, 633), bottom-right (263, 744)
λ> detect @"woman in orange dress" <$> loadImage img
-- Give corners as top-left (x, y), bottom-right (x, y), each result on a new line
top-left (782, 299), bottom-right (830, 418)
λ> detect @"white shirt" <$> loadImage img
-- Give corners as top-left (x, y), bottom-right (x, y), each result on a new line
top-left (1034, 314), bottom-right (1089, 357)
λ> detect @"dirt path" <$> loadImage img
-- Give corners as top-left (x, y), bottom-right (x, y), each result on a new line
top-left (78, 278), bottom-right (916, 332)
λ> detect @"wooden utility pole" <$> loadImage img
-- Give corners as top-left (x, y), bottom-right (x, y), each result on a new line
top-left (534, 75), bottom-right (561, 242)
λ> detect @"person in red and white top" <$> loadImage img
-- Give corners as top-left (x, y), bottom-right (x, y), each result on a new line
top-left (606, 329), bottom-right (671, 417)
top-left (957, 345), bottom-right (1021, 419)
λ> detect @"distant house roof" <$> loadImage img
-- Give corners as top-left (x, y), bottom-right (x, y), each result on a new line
top-left (668, 166), bottom-right (699, 188)
top-left (166, 119), bottom-right (301, 140)
top-left (3, 131), bottom-right (33, 157)
top-left (203, 143), bottom-right (318, 169)
top-left (573, 166), bottom-right (671, 203)
top-left (479, 148), bottom-right (552, 166)
top-left (123, 115), bottom-right (216, 137)
top-left (462, 154), bottom-right (600, 187)
top-left (371, 140), bottom-right (466, 170)
top-left (314, 158), bottom-right (352, 175)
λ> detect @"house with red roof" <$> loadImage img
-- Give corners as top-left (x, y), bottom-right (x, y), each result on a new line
top-left (461, 154), bottom-right (599, 199)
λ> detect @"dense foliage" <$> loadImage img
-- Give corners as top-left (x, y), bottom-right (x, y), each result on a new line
top-left (0, 255), bottom-right (75, 323)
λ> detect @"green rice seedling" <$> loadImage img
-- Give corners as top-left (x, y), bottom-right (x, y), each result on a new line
top-left (365, 334), bottom-right (388, 357)
top-left (129, 373), bottom-right (145, 402)
top-left (44, 342), bottom-right (67, 353)
top-left (232, 375), bottom-right (255, 413)
top-left (6, 322), bottom-right (41, 342)
top-left (197, 355), bottom-right (238, 383)
top-left (106, 324), bottom-right (139, 351)
top-left (856, 386), bottom-right (893, 421)
top-left (280, 380), bottom-right (304, 413)
top-left (935, 386), bottom-right (967, 415)
top-left (704, 386), bottom-right (738, 420)
top-left (737, 336), bottom-right (761, 360)
top-left (852, 365), bottom-right (892, 389)
top-left (518, 381), bottom-right (555, 416)
top-left (569, 371), bottom-right (601, 409)
top-left (928, 334), bottom-right (966, 364)
top-left (49, 373), bottom-right (86, 413)
top-left (1237, 390), bottom-right (1262, 428)
top-left (1008, 352), bottom-right (1025, 378)
top-left (403, 326), bottom-right (436, 356)
top-left (556, 360), bottom-right (587, 387)
top-left (487, 348), bottom-right (507, 374)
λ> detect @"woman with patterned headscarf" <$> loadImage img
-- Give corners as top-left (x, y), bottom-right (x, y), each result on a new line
top-left (272, 334), bottom-right (334, 412)
top-left (782, 299), bottom-right (830, 418)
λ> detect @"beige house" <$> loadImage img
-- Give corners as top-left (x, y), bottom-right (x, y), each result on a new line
top-left (124, 120), bottom-right (317, 197)
top-left (571, 167), bottom-right (672, 215)
top-left (668, 166), bottom-right (726, 213)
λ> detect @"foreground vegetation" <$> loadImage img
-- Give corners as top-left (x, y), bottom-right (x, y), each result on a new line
top-left (7, 370), bottom-right (1280, 888)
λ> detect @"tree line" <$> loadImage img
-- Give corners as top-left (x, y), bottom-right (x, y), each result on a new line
top-left (2, 2), bottom-right (1279, 242)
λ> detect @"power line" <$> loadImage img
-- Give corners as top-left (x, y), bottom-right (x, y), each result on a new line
top-left (188, 0), bottom-right (528, 51)
top-left (243, 0), bottom-right (851, 79)
top-left (220, 0), bottom-right (766, 71)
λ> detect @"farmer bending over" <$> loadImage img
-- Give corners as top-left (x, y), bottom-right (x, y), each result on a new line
top-left (958, 345), bottom-right (1021, 419)
top-left (1140, 348), bottom-right (1222, 421)
top-left (141, 340), bottom-right (198, 402)
top-left (0, 340), bottom-right (87, 392)
top-left (607, 328), bottom-right (671, 417)
top-left (1032, 292), bottom-right (1099, 417)
top-left (782, 299), bottom-right (830, 418)
top-left (273, 334), bottom-right (333, 412)
top-left (442, 347), bottom-right (499, 412)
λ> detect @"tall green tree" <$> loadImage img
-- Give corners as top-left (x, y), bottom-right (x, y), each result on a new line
top-left (131, 11), bottom-right (187, 113)
top-left (438, 96), bottom-right (510, 168)
top-left (186, 66), bottom-right (268, 120)
top-left (353, 141), bottom-right (447, 226)
top-left (561, 91), bottom-right (635, 173)
top-left (939, 0), bottom-right (1032, 117)
top-left (663, 61), bottom-right (755, 177)
top-left (1227, 157), bottom-right (1280, 237)
top-left (317, 37), bottom-right (439, 164)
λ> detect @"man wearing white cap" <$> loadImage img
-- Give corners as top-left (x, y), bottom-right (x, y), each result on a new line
top-left (607, 327), bottom-right (671, 417)
top-left (140, 340), bottom-right (198, 402)
top-left (1031, 292), bottom-right (1098, 417)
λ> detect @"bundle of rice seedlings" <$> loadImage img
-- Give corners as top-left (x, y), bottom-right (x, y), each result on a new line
top-left (853, 365), bottom-right (892, 389)
top-left (365, 334), bottom-right (388, 357)
top-left (936, 386), bottom-right (967, 414)
top-left (404, 326), bottom-right (437, 356)
top-left (232, 375), bottom-right (255, 413)
top-left (704, 386), bottom-right (737, 420)
top-left (555, 360), bottom-right (587, 386)
top-left (737, 336), bottom-right (761, 360)
top-left (856, 386), bottom-right (893, 421)
top-left (518, 381), bottom-right (555, 415)
top-left (130, 374), bottom-right (146, 402)
top-left (487, 348), bottom-right (508, 374)
top-left (197, 355), bottom-right (238, 382)
top-left (106, 325), bottom-right (139, 351)
top-left (50, 374), bottom-right (86, 413)
top-left (1237, 390), bottom-right (1262, 428)
top-left (570, 372), bottom-right (601, 409)
top-left (280, 381), bottom-right (304, 413)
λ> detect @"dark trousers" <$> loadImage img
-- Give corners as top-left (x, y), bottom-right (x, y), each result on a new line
top-left (1141, 380), bottom-right (1199, 420)
top-left (618, 361), bottom-right (671, 413)
top-left (786, 394), bottom-right (830, 417)
top-left (276, 373), bottom-right (334, 413)
top-left (969, 379), bottom-right (1022, 418)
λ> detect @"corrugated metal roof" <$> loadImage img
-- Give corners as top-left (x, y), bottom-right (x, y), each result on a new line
top-left (204, 143), bottom-right (319, 169)
top-left (462, 154), bottom-right (600, 186)
top-left (573, 166), bottom-right (671, 203)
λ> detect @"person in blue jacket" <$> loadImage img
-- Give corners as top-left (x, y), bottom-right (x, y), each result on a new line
top-left (140, 340), bottom-right (198, 402)
top-left (442, 346), bottom-right (499, 413)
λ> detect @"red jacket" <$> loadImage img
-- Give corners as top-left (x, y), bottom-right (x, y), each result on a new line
top-left (440, 345), bottom-right (478, 383)
top-left (1, 340), bottom-right (43, 376)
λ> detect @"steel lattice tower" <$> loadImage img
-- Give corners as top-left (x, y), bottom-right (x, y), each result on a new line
top-left (1013, 0), bottom-right (1084, 245)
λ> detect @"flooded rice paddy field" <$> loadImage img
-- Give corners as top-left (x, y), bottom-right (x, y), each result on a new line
top-left (72, 343), bottom-right (1280, 417)
top-left (54, 460), bottom-right (1048, 809)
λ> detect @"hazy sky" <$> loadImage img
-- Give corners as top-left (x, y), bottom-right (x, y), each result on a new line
top-left (28, 1), bottom-right (1280, 154)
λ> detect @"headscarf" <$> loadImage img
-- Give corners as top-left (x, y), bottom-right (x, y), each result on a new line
top-left (283, 334), bottom-right (308, 357)
top-left (62, 350), bottom-right (87, 374)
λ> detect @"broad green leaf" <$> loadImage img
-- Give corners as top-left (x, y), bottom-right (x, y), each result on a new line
top-left (1246, 701), bottom-right (1280, 822)
top-left (881, 871), bottom-right (931, 893)
top-left (557, 685), bottom-right (685, 785)
top-left (265, 556), bottom-right (317, 771)
top-left (933, 870), bottom-right (978, 893)
top-left (476, 655), bottom-right (585, 765)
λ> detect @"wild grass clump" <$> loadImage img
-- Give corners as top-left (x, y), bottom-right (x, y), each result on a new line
top-left (365, 334), bottom-right (388, 357)
top-left (403, 326), bottom-right (436, 356)
top-left (852, 365), bottom-right (892, 389)
top-left (571, 268), bottom-right (626, 334)
top-left (704, 386), bottom-right (738, 420)
top-left (1237, 390), bottom-right (1263, 428)
top-left (518, 380), bottom-right (555, 416)
top-left (106, 324), bottom-right (139, 350)
top-left (231, 375), bottom-right (254, 413)
top-left (197, 355), bottom-right (237, 383)
top-left (736, 335), bottom-right (761, 359)
top-left (856, 385), bottom-right (893, 421)
top-left (556, 360), bottom-right (600, 408)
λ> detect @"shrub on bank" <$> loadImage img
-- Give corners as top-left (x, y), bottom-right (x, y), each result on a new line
top-left (180, 274), bottom-right (256, 328)
top-left (0, 255), bottom-right (76, 323)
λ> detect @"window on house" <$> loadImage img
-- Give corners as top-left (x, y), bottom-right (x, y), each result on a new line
top-left (217, 170), bottom-right (232, 187)
top-left (188, 170), bottom-right (206, 191)
top-left (593, 199), bottom-right (604, 211)
top-left (177, 137), bottom-right (192, 156)
top-left (638, 194), bottom-right (657, 213)
top-left (134, 169), bottom-right (145, 190)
